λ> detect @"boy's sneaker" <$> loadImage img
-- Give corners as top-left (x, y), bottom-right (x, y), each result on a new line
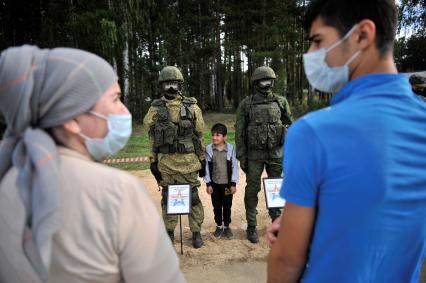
top-left (213, 226), bottom-right (224, 238)
top-left (223, 226), bottom-right (233, 239)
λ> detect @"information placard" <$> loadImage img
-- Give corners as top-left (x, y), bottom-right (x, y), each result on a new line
top-left (263, 178), bottom-right (285, 209)
top-left (167, 184), bottom-right (192, 215)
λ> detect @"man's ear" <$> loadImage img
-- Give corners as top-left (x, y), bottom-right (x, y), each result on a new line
top-left (62, 119), bottom-right (81, 135)
top-left (354, 19), bottom-right (376, 50)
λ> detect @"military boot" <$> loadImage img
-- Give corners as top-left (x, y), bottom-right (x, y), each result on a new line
top-left (247, 226), bottom-right (259, 243)
top-left (192, 232), bottom-right (203, 248)
top-left (167, 230), bottom-right (174, 243)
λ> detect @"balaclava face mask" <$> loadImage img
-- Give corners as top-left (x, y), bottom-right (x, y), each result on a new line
top-left (162, 81), bottom-right (181, 100)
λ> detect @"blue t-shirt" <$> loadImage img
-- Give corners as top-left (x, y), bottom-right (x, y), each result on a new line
top-left (281, 74), bottom-right (426, 283)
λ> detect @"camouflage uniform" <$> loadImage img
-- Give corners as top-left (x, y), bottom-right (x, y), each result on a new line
top-left (235, 66), bottom-right (293, 242)
top-left (409, 74), bottom-right (426, 100)
top-left (143, 66), bottom-right (206, 247)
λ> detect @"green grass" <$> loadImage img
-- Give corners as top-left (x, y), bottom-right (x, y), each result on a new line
top-left (110, 134), bottom-right (151, 158)
top-left (203, 112), bottom-right (236, 131)
top-left (106, 131), bottom-right (150, 171)
top-left (110, 130), bottom-right (235, 157)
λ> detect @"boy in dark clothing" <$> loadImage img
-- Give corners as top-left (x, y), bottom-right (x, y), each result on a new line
top-left (204, 123), bottom-right (239, 239)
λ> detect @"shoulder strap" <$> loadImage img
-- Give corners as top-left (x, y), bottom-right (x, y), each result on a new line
top-left (181, 96), bottom-right (196, 120)
top-left (274, 95), bottom-right (293, 124)
top-left (248, 92), bottom-right (276, 105)
top-left (272, 94), bottom-right (284, 109)
top-left (245, 95), bottom-right (253, 122)
top-left (151, 99), bottom-right (169, 122)
top-left (151, 98), bottom-right (164, 107)
top-left (182, 96), bottom-right (197, 105)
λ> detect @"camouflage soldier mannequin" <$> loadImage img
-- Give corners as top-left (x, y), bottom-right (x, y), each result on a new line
top-left (143, 66), bottom-right (206, 248)
top-left (235, 66), bottom-right (293, 243)
top-left (409, 74), bottom-right (426, 101)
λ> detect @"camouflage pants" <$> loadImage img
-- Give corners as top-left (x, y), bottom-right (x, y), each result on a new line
top-left (245, 158), bottom-right (282, 227)
top-left (160, 171), bottom-right (204, 232)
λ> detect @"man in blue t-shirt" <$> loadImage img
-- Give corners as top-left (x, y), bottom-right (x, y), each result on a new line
top-left (266, 1), bottom-right (426, 283)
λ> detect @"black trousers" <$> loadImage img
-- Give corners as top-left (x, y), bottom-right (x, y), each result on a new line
top-left (211, 183), bottom-right (233, 226)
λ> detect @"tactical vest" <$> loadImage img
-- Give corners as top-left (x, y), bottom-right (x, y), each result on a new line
top-left (246, 94), bottom-right (285, 150)
top-left (150, 97), bottom-right (200, 155)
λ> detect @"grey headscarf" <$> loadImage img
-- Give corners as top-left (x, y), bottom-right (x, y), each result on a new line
top-left (0, 45), bottom-right (117, 281)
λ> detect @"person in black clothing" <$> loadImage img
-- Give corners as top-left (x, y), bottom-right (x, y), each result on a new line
top-left (204, 123), bottom-right (239, 239)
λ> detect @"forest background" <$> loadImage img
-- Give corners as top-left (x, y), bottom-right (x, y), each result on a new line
top-left (1, 0), bottom-right (425, 123)
top-left (2, 2), bottom-right (426, 280)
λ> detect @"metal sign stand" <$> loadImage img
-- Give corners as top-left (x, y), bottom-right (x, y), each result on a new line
top-left (179, 215), bottom-right (183, 255)
top-left (166, 184), bottom-right (192, 256)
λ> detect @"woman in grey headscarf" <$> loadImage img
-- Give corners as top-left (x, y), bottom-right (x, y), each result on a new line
top-left (0, 45), bottom-right (186, 283)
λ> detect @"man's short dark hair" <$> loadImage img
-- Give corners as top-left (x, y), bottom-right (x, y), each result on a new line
top-left (211, 123), bottom-right (227, 136)
top-left (304, 0), bottom-right (397, 56)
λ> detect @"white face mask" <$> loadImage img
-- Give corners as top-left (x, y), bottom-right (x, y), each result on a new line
top-left (80, 111), bottom-right (132, 161)
top-left (303, 24), bottom-right (361, 93)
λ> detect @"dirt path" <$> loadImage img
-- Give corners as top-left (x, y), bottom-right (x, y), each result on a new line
top-left (131, 169), bottom-right (271, 282)
top-left (182, 261), bottom-right (266, 283)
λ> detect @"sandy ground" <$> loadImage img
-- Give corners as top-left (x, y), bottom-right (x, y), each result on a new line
top-left (131, 169), bottom-right (426, 283)
top-left (131, 169), bottom-right (270, 283)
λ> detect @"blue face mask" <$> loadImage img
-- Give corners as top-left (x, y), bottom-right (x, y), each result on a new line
top-left (303, 24), bottom-right (361, 93)
top-left (80, 111), bottom-right (132, 161)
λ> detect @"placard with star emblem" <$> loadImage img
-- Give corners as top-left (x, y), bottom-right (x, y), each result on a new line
top-left (263, 178), bottom-right (285, 209)
top-left (167, 184), bottom-right (192, 215)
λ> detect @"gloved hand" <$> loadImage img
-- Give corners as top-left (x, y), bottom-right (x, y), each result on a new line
top-left (150, 162), bottom-right (162, 183)
top-left (198, 159), bottom-right (206, 177)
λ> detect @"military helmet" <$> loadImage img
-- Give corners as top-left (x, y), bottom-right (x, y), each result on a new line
top-left (409, 74), bottom-right (426, 87)
top-left (250, 66), bottom-right (277, 83)
top-left (159, 66), bottom-right (184, 83)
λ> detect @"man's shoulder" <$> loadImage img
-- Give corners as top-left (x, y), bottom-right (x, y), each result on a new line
top-left (296, 106), bottom-right (339, 130)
